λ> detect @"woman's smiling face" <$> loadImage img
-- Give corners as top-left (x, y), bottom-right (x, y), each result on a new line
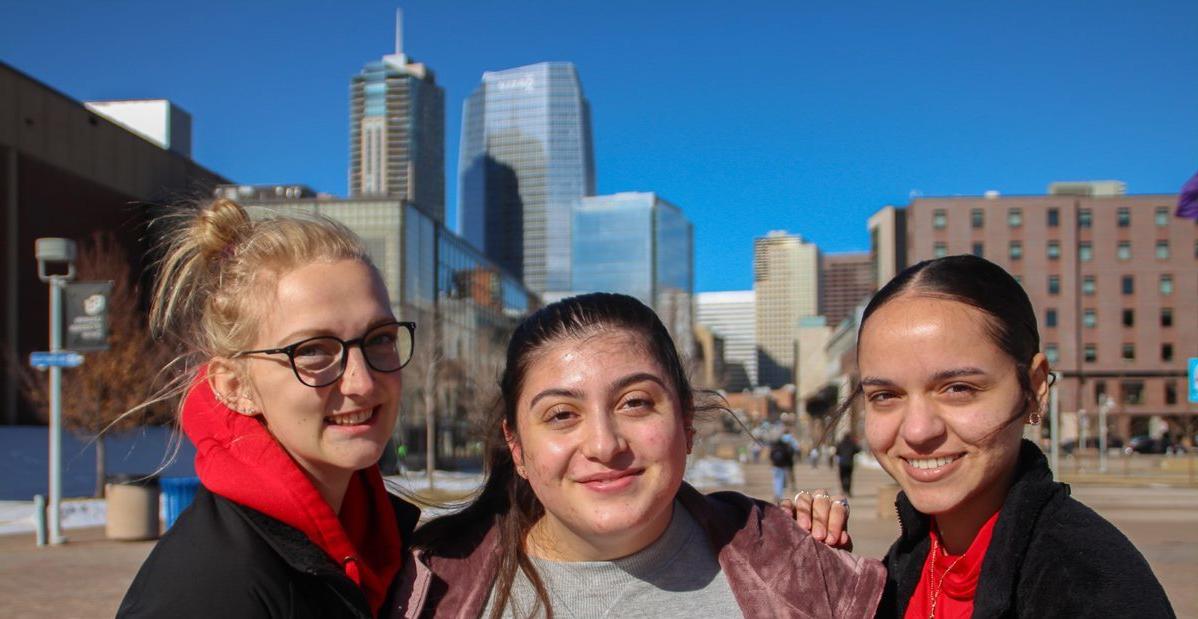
top-left (860, 295), bottom-right (1045, 524)
top-left (507, 330), bottom-right (691, 561)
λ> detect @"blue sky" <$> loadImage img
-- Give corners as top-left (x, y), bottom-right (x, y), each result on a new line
top-left (3, 1), bottom-right (1195, 292)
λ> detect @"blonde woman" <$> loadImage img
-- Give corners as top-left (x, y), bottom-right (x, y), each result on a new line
top-left (118, 199), bottom-right (418, 618)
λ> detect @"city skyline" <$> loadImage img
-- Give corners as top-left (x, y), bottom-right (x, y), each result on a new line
top-left (2, 2), bottom-right (1195, 292)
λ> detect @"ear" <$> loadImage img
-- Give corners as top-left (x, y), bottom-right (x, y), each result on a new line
top-left (502, 419), bottom-right (526, 478)
top-left (1028, 352), bottom-right (1050, 416)
top-left (685, 424), bottom-right (695, 454)
top-left (208, 358), bottom-right (261, 417)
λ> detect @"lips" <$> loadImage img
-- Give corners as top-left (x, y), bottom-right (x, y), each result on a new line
top-left (905, 455), bottom-right (962, 470)
top-left (325, 407), bottom-right (376, 426)
top-left (899, 453), bottom-right (964, 482)
top-left (575, 468), bottom-right (643, 491)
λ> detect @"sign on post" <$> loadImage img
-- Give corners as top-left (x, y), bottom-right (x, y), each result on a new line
top-left (63, 281), bottom-right (112, 352)
top-left (1189, 358), bottom-right (1198, 404)
top-left (29, 351), bottom-right (85, 368)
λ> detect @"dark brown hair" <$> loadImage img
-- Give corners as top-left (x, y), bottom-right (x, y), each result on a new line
top-left (414, 293), bottom-right (695, 618)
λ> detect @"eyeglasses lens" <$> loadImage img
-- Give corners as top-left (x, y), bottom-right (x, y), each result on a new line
top-left (292, 324), bottom-right (413, 387)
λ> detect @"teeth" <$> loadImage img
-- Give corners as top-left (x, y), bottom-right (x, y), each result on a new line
top-left (908, 456), bottom-right (958, 470)
top-left (327, 409), bottom-right (373, 426)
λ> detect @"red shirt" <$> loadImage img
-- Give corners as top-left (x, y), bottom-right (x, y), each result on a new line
top-left (903, 510), bottom-right (1000, 619)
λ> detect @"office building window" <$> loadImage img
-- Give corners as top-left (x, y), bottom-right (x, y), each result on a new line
top-left (1008, 208), bottom-right (1022, 228)
top-left (933, 209), bottom-right (947, 229)
top-left (1047, 241), bottom-right (1060, 260)
top-left (1155, 207), bottom-right (1169, 227)
top-left (1047, 275), bottom-right (1060, 295)
top-left (1121, 308), bottom-right (1134, 327)
top-left (1160, 274), bottom-right (1173, 295)
top-left (1082, 275), bottom-right (1095, 295)
top-left (1121, 275), bottom-right (1134, 295)
top-left (1084, 344), bottom-right (1097, 363)
top-left (1009, 241), bottom-right (1022, 260)
top-left (1161, 307), bottom-right (1173, 327)
top-left (1045, 344), bottom-right (1059, 364)
top-left (1047, 208), bottom-right (1059, 227)
top-left (1083, 309), bottom-right (1096, 328)
top-left (1116, 241), bottom-right (1131, 261)
top-left (1155, 240), bottom-right (1169, 260)
top-left (1045, 308), bottom-right (1058, 328)
top-left (971, 242), bottom-right (984, 257)
top-left (970, 208), bottom-right (984, 229)
top-left (1165, 381), bottom-right (1178, 405)
top-left (933, 242), bottom-right (948, 258)
top-left (1077, 208), bottom-right (1092, 228)
top-left (1122, 381), bottom-right (1144, 405)
top-left (1121, 343), bottom-right (1135, 361)
top-left (1079, 242), bottom-right (1093, 262)
top-left (1162, 343), bottom-right (1174, 362)
top-left (1117, 207), bottom-right (1130, 227)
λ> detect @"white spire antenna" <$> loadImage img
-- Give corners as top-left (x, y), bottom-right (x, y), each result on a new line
top-left (395, 8), bottom-right (404, 56)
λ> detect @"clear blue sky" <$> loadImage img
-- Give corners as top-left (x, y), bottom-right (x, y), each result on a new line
top-left (4, 1), bottom-right (1195, 292)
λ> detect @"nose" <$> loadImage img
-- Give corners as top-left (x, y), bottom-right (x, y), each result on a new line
top-left (580, 412), bottom-right (628, 463)
top-left (899, 395), bottom-right (946, 447)
top-left (338, 347), bottom-right (377, 396)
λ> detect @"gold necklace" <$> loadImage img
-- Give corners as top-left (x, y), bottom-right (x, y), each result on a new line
top-left (928, 536), bottom-right (965, 619)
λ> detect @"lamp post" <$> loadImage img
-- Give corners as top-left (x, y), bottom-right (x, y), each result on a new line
top-left (35, 237), bottom-right (76, 545)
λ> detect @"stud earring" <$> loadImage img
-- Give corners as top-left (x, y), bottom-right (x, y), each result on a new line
top-left (1028, 410), bottom-right (1042, 425)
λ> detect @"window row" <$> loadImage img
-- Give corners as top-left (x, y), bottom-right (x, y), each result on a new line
top-left (1049, 307), bottom-right (1173, 328)
top-left (1095, 379), bottom-right (1183, 406)
top-left (1034, 274), bottom-right (1175, 296)
top-left (1080, 342), bottom-right (1177, 363)
top-left (938, 240), bottom-right (1181, 261)
top-left (932, 206), bottom-right (1177, 230)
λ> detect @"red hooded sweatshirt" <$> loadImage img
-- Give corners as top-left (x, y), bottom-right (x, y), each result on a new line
top-left (180, 367), bottom-right (404, 616)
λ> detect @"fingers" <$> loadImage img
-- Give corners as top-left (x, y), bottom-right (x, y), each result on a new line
top-left (791, 490), bottom-right (814, 532)
top-left (826, 493), bottom-right (849, 547)
top-left (779, 497), bottom-right (796, 519)
top-left (837, 530), bottom-right (854, 552)
top-left (810, 488), bottom-right (831, 542)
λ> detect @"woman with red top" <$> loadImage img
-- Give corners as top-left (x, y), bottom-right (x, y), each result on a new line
top-left (117, 199), bottom-right (419, 618)
top-left (797, 255), bottom-right (1173, 617)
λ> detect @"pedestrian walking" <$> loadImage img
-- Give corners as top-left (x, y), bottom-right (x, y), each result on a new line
top-left (769, 435), bottom-right (797, 502)
top-left (835, 434), bottom-right (861, 496)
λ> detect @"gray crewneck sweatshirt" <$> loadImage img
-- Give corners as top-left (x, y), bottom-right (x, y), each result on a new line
top-left (481, 502), bottom-right (742, 618)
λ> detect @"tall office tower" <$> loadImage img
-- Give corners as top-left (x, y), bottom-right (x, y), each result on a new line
top-left (821, 252), bottom-right (874, 327)
top-left (871, 182), bottom-right (1196, 442)
top-left (754, 231), bottom-right (821, 388)
top-left (572, 192), bottom-right (694, 358)
top-left (349, 11), bottom-right (445, 222)
top-left (696, 291), bottom-right (757, 390)
top-left (459, 62), bottom-right (595, 294)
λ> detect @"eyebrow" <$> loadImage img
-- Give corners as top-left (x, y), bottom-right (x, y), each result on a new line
top-left (860, 367), bottom-right (988, 388)
top-left (527, 372), bottom-right (669, 409)
top-left (274, 316), bottom-right (397, 346)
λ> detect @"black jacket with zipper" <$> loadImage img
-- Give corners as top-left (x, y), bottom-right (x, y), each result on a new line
top-left (879, 440), bottom-right (1174, 618)
top-left (117, 486), bottom-right (421, 618)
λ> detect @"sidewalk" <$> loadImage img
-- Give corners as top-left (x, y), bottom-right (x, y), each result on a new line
top-left (2, 460), bottom-right (1195, 617)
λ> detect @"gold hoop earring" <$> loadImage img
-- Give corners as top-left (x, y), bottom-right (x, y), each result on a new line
top-left (1028, 411), bottom-right (1042, 425)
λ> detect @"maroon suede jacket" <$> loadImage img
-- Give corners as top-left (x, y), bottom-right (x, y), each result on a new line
top-left (388, 483), bottom-right (885, 618)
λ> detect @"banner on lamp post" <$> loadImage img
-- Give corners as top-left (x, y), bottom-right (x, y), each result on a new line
top-left (63, 281), bottom-right (112, 352)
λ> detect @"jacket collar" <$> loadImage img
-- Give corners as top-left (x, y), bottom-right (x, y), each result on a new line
top-left (891, 440), bottom-right (1067, 617)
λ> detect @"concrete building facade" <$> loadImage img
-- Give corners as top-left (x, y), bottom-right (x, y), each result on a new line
top-left (820, 252), bottom-right (874, 328)
top-left (754, 231), bottom-right (821, 388)
top-left (696, 291), bottom-right (757, 390)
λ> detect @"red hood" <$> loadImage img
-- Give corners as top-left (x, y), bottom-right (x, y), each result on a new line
top-left (181, 366), bottom-right (403, 616)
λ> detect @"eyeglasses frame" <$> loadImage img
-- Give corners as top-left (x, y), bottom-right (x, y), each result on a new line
top-left (231, 320), bottom-right (416, 388)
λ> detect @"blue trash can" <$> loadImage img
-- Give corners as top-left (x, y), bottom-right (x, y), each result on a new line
top-left (159, 476), bottom-right (200, 530)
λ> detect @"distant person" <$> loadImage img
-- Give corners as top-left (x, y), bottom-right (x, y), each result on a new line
top-left (117, 199), bottom-right (420, 618)
top-left (834, 433), bottom-right (861, 496)
top-left (769, 434), bottom-right (797, 502)
top-left (792, 255), bottom-right (1173, 617)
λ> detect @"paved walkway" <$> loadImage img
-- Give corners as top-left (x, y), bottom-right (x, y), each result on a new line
top-left (2, 461), bottom-right (1195, 617)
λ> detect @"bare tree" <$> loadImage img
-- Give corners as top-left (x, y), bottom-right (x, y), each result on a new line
top-left (23, 231), bottom-right (174, 497)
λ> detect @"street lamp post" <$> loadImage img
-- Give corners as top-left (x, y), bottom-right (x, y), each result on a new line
top-left (35, 237), bottom-right (76, 545)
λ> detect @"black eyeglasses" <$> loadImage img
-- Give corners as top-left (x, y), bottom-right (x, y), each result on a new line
top-left (232, 321), bottom-right (416, 388)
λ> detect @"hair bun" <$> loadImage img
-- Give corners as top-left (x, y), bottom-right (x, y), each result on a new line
top-left (196, 198), bottom-right (251, 259)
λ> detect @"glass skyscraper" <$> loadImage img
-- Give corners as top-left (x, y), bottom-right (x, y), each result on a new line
top-left (572, 192), bottom-right (694, 358)
top-left (349, 15), bottom-right (445, 222)
top-left (458, 62), bottom-right (595, 295)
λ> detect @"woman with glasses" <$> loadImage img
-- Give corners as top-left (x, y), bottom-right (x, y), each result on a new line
top-left (118, 198), bottom-right (418, 618)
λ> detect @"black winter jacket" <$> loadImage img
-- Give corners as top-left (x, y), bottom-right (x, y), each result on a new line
top-left (878, 440), bottom-right (1174, 618)
top-left (117, 486), bottom-right (421, 618)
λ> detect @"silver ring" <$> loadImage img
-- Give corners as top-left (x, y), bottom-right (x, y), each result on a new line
top-left (811, 493), bottom-right (830, 500)
top-left (834, 498), bottom-right (850, 512)
top-left (793, 491), bottom-right (809, 503)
